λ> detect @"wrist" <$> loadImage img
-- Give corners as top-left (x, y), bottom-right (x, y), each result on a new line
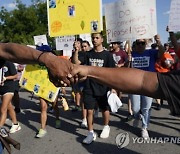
top-left (38, 52), bottom-right (51, 65)
top-left (86, 66), bottom-right (92, 78)
top-left (40, 52), bottom-right (56, 67)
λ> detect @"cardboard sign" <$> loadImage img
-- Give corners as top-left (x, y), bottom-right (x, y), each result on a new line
top-left (47, 0), bottom-right (102, 37)
top-left (55, 35), bottom-right (75, 50)
top-left (105, 0), bottom-right (157, 43)
top-left (19, 64), bottom-right (59, 102)
top-left (34, 35), bottom-right (48, 46)
top-left (169, 0), bottom-right (180, 32)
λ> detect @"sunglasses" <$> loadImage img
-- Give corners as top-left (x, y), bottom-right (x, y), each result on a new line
top-left (136, 42), bottom-right (146, 46)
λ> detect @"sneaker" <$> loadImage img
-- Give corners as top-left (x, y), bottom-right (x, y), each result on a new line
top-left (82, 131), bottom-right (96, 144)
top-left (81, 119), bottom-right (87, 128)
top-left (36, 129), bottom-right (47, 138)
top-left (100, 125), bottom-right (110, 138)
top-left (133, 119), bottom-right (140, 128)
top-left (55, 120), bottom-right (61, 129)
top-left (141, 128), bottom-right (149, 140)
top-left (10, 123), bottom-right (21, 134)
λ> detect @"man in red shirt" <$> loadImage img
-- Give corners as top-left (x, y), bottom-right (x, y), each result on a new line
top-left (111, 42), bottom-right (128, 67)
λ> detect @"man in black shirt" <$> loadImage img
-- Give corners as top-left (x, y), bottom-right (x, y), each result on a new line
top-left (73, 32), bottom-right (115, 144)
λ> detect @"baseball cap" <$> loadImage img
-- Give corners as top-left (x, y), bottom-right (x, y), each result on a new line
top-left (36, 45), bottom-right (52, 52)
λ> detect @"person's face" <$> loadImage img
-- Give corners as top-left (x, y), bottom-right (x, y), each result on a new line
top-left (73, 41), bottom-right (81, 50)
top-left (135, 39), bottom-right (146, 52)
top-left (82, 42), bottom-right (90, 51)
top-left (92, 33), bottom-right (103, 47)
top-left (112, 43), bottom-right (119, 50)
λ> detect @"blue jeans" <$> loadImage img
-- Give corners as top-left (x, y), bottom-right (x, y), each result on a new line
top-left (0, 141), bottom-right (3, 154)
top-left (130, 94), bottom-right (153, 129)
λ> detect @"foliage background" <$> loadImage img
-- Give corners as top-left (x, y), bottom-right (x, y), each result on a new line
top-left (0, 0), bottom-right (179, 48)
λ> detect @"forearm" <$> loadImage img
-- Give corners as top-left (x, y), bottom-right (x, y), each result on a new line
top-left (87, 66), bottom-right (159, 98)
top-left (0, 43), bottom-right (42, 64)
top-left (5, 74), bottom-right (18, 80)
top-left (72, 51), bottom-right (81, 64)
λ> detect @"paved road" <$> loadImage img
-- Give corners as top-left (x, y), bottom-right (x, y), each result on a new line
top-left (3, 88), bottom-right (180, 154)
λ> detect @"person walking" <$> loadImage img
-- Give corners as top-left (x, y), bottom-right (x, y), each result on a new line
top-left (73, 32), bottom-right (115, 144)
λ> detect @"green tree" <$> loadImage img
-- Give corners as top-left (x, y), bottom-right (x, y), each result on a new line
top-left (0, 0), bottom-right (52, 45)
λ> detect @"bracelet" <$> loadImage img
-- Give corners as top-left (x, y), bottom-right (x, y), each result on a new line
top-left (37, 52), bottom-right (46, 63)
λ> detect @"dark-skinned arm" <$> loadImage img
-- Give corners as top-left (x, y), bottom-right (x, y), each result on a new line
top-left (71, 65), bottom-right (163, 99)
top-left (0, 43), bottom-right (73, 86)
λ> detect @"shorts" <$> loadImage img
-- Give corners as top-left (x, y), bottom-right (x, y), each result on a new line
top-left (0, 86), bottom-right (15, 96)
top-left (72, 82), bottom-right (85, 93)
top-left (83, 93), bottom-right (110, 110)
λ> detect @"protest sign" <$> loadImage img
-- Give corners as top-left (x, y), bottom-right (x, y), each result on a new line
top-left (47, 0), bottom-right (102, 37)
top-left (105, 0), bottom-right (157, 43)
top-left (55, 35), bottom-right (75, 50)
top-left (34, 35), bottom-right (48, 46)
top-left (19, 64), bottom-right (59, 102)
top-left (169, 0), bottom-right (180, 32)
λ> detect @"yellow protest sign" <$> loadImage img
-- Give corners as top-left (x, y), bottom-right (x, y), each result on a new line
top-left (47, 0), bottom-right (102, 37)
top-left (19, 64), bottom-right (59, 102)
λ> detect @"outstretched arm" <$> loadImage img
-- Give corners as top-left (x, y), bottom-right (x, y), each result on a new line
top-left (71, 65), bottom-right (162, 99)
top-left (0, 43), bottom-right (73, 86)
top-left (0, 43), bottom-right (42, 64)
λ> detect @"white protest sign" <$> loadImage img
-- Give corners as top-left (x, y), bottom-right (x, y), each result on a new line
top-left (34, 35), bottom-right (48, 45)
top-left (55, 35), bottom-right (75, 50)
top-left (169, 0), bottom-right (180, 32)
top-left (105, 0), bottom-right (157, 43)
